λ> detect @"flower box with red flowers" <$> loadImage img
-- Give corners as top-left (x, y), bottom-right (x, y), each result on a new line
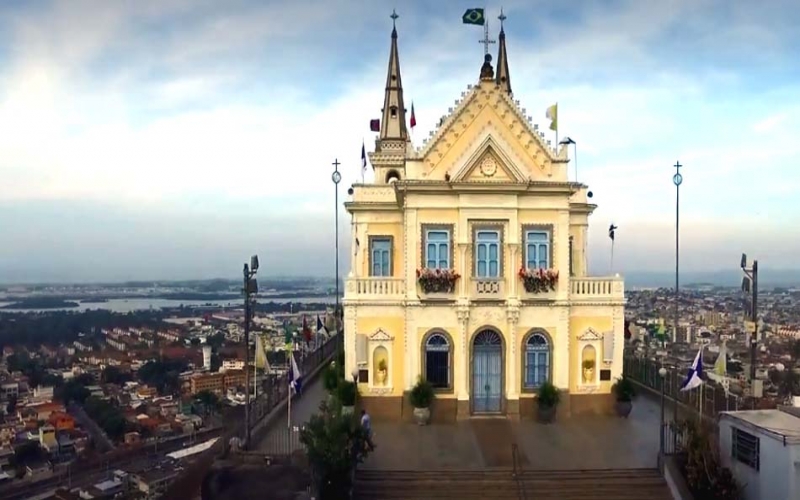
top-left (416, 268), bottom-right (460, 294)
top-left (518, 267), bottom-right (559, 294)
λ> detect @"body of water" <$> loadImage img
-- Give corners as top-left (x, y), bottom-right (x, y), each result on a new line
top-left (0, 296), bottom-right (336, 313)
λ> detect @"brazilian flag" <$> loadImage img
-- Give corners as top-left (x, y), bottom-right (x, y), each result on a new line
top-left (462, 8), bottom-right (485, 26)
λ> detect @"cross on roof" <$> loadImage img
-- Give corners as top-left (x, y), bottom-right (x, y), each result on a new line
top-left (390, 9), bottom-right (398, 28)
top-left (498, 8), bottom-right (507, 29)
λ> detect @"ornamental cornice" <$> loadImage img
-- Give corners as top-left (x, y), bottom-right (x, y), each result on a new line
top-left (495, 86), bottom-right (563, 161)
top-left (416, 84), bottom-right (479, 158)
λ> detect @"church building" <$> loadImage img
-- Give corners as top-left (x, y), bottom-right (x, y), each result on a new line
top-left (343, 14), bottom-right (625, 421)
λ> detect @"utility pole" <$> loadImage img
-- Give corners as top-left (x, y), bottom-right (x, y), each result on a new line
top-left (242, 256), bottom-right (259, 449)
top-left (741, 254), bottom-right (758, 381)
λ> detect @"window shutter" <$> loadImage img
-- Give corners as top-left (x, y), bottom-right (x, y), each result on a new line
top-left (603, 331), bottom-right (614, 363)
top-left (356, 334), bottom-right (368, 365)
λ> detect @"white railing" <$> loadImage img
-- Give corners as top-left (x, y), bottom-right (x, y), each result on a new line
top-left (346, 278), bottom-right (405, 298)
top-left (570, 277), bottom-right (624, 301)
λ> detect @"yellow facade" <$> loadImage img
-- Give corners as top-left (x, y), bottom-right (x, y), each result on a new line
top-left (343, 22), bottom-right (624, 420)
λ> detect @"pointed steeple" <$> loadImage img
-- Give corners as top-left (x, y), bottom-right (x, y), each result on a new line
top-left (380, 10), bottom-right (408, 141)
top-left (495, 9), bottom-right (511, 95)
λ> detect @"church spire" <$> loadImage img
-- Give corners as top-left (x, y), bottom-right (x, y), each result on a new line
top-left (380, 9), bottom-right (408, 141)
top-left (495, 9), bottom-right (511, 95)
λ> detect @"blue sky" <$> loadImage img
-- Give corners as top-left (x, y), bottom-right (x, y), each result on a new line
top-left (1, 0), bottom-right (799, 283)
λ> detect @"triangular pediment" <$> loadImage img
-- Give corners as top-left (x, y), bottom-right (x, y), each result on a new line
top-left (368, 328), bottom-right (394, 342)
top-left (578, 328), bottom-right (604, 341)
top-left (416, 81), bottom-right (565, 182)
top-left (450, 138), bottom-right (527, 183)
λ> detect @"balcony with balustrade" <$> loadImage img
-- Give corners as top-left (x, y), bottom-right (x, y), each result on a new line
top-left (569, 276), bottom-right (625, 305)
top-left (344, 277), bottom-right (406, 303)
top-left (344, 274), bottom-right (624, 305)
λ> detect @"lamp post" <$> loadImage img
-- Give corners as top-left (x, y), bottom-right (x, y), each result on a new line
top-left (332, 159), bottom-right (342, 329)
top-left (658, 366), bottom-right (667, 468)
top-left (672, 162), bottom-right (682, 438)
top-left (740, 254), bottom-right (759, 382)
top-left (351, 367), bottom-right (359, 411)
top-left (242, 255), bottom-right (259, 449)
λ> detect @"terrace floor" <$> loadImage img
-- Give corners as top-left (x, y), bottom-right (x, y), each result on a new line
top-left (257, 376), bottom-right (670, 471)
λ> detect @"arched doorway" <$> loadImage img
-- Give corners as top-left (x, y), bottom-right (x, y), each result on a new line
top-left (471, 329), bottom-right (503, 414)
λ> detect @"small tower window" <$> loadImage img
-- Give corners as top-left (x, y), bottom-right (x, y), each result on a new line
top-left (385, 170), bottom-right (401, 183)
top-left (390, 106), bottom-right (398, 118)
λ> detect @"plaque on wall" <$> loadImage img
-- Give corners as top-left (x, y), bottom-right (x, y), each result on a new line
top-left (600, 369), bottom-right (611, 381)
top-left (358, 369), bottom-right (369, 383)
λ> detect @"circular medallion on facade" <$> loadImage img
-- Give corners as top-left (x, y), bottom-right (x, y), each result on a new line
top-left (480, 157), bottom-right (497, 177)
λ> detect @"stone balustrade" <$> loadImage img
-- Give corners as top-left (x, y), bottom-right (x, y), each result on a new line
top-left (570, 276), bottom-right (625, 302)
top-left (345, 275), bottom-right (624, 303)
top-left (346, 277), bottom-right (405, 299)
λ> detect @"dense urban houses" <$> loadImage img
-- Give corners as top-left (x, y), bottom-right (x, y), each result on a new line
top-left (343, 20), bottom-right (625, 421)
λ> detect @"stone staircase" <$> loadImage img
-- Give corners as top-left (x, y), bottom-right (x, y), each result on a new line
top-left (354, 468), bottom-right (673, 499)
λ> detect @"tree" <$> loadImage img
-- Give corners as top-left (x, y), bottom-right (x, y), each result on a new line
top-left (55, 380), bottom-right (91, 405)
top-left (300, 400), bottom-right (372, 499)
top-left (101, 366), bottom-right (131, 385)
top-left (206, 333), bottom-right (225, 350)
top-left (194, 390), bottom-right (221, 415)
top-left (790, 340), bottom-right (800, 364)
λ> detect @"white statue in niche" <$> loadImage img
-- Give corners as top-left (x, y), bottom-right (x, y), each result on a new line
top-left (582, 345), bottom-right (596, 384)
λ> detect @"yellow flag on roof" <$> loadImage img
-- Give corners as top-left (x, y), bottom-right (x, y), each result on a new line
top-left (546, 103), bottom-right (558, 132)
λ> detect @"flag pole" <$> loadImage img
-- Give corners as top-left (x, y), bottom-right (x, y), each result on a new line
top-left (287, 342), bottom-right (292, 430)
top-left (610, 239), bottom-right (615, 274)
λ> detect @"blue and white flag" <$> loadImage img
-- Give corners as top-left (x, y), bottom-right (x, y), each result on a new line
top-left (289, 352), bottom-right (303, 395)
top-left (680, 346), bottom-right (705, 392)
top-left (316, 315), bottom-right (328, 338)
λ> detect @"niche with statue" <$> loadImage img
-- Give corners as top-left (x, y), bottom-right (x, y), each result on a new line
top-left (582, 345), bottom-right (597, 384)
top-left (373, 346), bottom-right (389, 386)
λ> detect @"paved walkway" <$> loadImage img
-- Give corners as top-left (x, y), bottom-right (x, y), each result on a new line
top-left (255, 375), bottom-right (327, 454)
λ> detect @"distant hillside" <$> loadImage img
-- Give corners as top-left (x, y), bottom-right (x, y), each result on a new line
top-left (624, 269), bottom-right (800, 289)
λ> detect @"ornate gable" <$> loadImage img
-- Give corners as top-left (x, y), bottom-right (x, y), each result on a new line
top-left (450, 137), bottom-right (528, 183)
top-left (416, 80), bottom-right (565, 182)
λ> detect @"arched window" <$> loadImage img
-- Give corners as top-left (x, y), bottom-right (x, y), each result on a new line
top-left (523, 333), bottom-right (550, 389)
top-left (386, 170), bottom-right (401, 183)
top-left (424, 333), bottom-right (450, 388)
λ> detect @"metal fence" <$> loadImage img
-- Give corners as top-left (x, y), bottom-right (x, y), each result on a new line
top-left (161, 333), bottom-right (343, 500)
top-left (623, 355), bottom-right (742, 422)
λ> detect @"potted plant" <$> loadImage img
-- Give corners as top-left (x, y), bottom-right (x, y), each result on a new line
top-left (376, 359), bottom-right (388, 386)
top-left (323, 363), bottom-right (339, 394)
top-left (336, 380), bottom-right (357, 415)
top-left (416, 268), bottom-right (460, 294)
top-left (612, 376), bottom-right (636, 418)
top-left (536, 380), bottom-right (560, 423)
top-left (518, 267), bottom-right (559, 294)
top-left (409, 378), bottom-right (434, 425)
top-left (582, 359), bottom-right (596, 384)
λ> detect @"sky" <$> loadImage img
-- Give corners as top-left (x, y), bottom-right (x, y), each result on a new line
top-left (1, 0), bottom-right (799, 284)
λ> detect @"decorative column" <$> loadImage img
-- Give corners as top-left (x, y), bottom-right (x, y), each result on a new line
top-left (507, 244), bottom-right (519, 297)
top-left (351, 215), bottom-right (359, 277)
top-left (456, 305), bottom-right (470, 419)
top-left (506, 303), bottom-right (520, 418)
top-left (457, 243), bottom-right (469, 298)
